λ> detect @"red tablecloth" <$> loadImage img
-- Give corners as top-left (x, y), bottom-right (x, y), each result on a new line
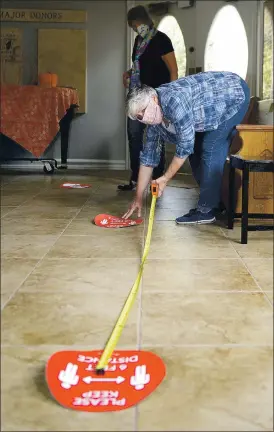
top-left (0, 85), bottom-right (79, 157)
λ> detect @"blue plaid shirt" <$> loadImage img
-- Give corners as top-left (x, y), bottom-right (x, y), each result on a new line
top-left (140, 71), bottom-right (246, 167)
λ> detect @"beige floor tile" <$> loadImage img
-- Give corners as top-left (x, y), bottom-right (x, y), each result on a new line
top-left (7, 175), bottom-right (64, 186)
top-left (244, 259), bottom-right (273, 291)
top-left (1, 218), bottom-right (69, 236)
top-left (143, 259), bottom-right (258, 292)
top-left (148, 235), bottom-right (237, 259)
top-left (145, 196), bottom-right (198, 213)
top-left (1, 235), bottom-right (58, 259)
top-left (39, 189), bottom-right (93, 200)
top-left (0, 206), bottom-right (17, 217)
top-left (5, 174), bottom-right (52, 181)
top-left (265, 291), bottom-right (273, 304)
top-left (1, 258), bottom-right (38, 306)
top-left (26, 196), bottom-right (89, 208)
top-left (85, 192), bottom-right (134, 208)
top-left (88, 184), bottom-right (130, 197)
top-left (1, 187), bottom-right (37, 194)
top-left (153, 208), bottom-right (190, 221)
top-left (21, 258), bottom-right (140, 293)
top-left (141, 292), bottom-right (273, 345)
top-left (233, 240), bottom-right (273, 259)
top-left (160, 185), bottom-right (198, 199)
top-left (1, 292), bottom-right (11, 306)
top-left (90, 194), bottom-right (132, 206)
top-left (60, 174), bottom-right (100, 182)
top-left (155, 197), bottom-right (197, 211)
top-left (138, 346), bottom-right (273, 431)
top-left (3, 205), bottom-right (80, 220)
top-left (47, 234), bottom-right (144, 259)
top-left (223, 228), bottom-right (273, 258)
top-left (1, 193), bottom-right (36, 206)
top-left (60, 173), bottom-right (123, 186)
top-left (150, 221), bottom-right (225, 239)
top-left (1, 346), bottom-right (134, 432)
top-left (1, 257), bottom-right (39, 297)
top-left (1, 290), bottom-right (138, 346)
top-left (168, 182), bottom-right (198, 192)
top-left (0, 174), bottom-right (18, 184)
top-left (1, 182), bottom-right (47, 192)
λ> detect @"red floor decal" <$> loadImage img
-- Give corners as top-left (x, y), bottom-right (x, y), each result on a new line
top-left (46, 350), bottom-right (165, 412)
top-left (61, 183), bottom-right (91, 189)
top-left (93, 214), bottom-right (143, 228)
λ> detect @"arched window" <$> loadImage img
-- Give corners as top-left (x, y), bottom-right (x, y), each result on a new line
top-left (204, 5), bottom-right (248, 79)
top-left (262, 2), bottom-right (273, 99)
top-left (157, 15), bottom-right (186, 77)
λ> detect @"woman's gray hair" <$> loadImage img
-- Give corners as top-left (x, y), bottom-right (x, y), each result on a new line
top-left (126, 85), bottom-right (157, 120)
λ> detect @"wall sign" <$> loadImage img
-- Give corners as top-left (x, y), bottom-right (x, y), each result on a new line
top-left (1, 27), bottom-right (22, 61)
top-left (0, 27), bottom-right (22, 84)
top-left (0, 9), bottom-right (87, 23)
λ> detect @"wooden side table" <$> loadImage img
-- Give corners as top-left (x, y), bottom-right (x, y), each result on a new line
top-left (222, 125), bottom-right (274, 214)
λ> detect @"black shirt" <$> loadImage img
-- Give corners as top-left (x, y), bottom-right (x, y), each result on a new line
top-left (132, 30), bottom-right (174, 89)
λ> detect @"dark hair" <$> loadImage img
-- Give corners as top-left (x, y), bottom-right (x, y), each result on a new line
top-left (127, 5), bottom-right (153, 27)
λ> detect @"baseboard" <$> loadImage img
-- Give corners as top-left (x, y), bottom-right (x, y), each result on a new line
top-left (0, 159), bottom-right (126, 171)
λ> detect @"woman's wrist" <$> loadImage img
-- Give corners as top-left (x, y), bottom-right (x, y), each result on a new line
top-left (136, 188), bottom-right (144, 201)
top-left (162, 173), bottom-right (170, 182)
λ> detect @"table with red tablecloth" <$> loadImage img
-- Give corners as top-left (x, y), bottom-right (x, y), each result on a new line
top-left (0, 85), bottom-right (79, 168)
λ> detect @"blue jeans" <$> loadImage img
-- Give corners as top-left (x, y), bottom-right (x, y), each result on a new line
top-left (127, 118), bottom-right (165, 183)
top-left (189, 80), bottom-right (250, 212)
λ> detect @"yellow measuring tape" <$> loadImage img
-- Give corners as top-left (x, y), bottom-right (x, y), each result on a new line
top-left (96, 183), bottom-right (159, 373)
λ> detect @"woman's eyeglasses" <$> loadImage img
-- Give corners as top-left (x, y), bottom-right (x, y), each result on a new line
top-left (136, 108), bottom-right (146, 121)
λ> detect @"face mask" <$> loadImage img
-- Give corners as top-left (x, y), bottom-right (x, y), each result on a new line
top-left (137, 99), bottom-right (163, 125)
top-left (136, 24), bottom-right (150, 38)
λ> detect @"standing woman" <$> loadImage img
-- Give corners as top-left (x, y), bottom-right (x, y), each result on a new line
top-left (118, 5), bottom-right (178, 191)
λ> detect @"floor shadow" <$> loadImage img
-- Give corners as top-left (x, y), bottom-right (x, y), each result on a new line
top-left (34, 364), bottom-right (56, 405)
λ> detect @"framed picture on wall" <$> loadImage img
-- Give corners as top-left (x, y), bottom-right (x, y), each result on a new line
top-left (1, 27), bottom-right (23, 84)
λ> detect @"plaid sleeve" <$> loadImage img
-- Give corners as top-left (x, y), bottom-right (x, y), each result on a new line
top-left (166, 93), bottom-right (195, 158)
top-left (140, 126), bottom-right (164, 168)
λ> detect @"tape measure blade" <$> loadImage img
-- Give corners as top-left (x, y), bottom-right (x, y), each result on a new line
top-left (96, 269), bottom-right (144, 370)
top-left (96, 193), bottom-right (158, 370)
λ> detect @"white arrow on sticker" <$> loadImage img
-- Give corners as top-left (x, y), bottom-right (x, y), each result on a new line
top-left (83, 376), bottom-right (125, 384)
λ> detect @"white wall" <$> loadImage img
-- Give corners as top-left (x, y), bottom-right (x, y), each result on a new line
top-left (1, 0), bottom-right (127, 168)
top-left (169, 0), bottom-right (258, 95)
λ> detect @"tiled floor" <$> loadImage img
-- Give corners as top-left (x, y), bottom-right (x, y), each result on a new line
top-left (1, 170), bottom-right (273, 432)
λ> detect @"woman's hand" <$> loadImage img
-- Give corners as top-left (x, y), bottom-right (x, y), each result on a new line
top-left (122, 196), bottom-right (143, 219)
top-left (152, 175), bottom-right (168, 197)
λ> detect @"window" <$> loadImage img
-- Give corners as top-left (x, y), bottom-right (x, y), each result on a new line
top-left (262, 2), bottom-right (273, 99)
top-left (204, 5), bottom-right (248, 79)
top-left (157, 15), bottom-right (186, 77)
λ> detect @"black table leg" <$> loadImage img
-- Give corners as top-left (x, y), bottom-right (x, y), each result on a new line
top-left (228, 162), bottom-right (235, 229)
top-left (60, 125), bottom-right (70, 166)
top-left (241, 164), bottom-right (249, 244)
top-left (59, 105), bottom-right (77, 167)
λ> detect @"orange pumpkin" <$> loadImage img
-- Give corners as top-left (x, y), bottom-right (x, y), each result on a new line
top-left (38, 72), bottom-right (58, 88)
